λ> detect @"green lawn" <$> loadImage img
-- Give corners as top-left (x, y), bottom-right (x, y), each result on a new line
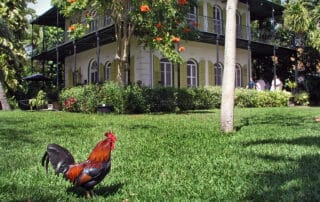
top-left (1, 107), bottom-right (320, 201)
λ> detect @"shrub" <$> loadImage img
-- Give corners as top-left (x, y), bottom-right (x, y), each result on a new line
top-left (176, 88), bottom-right (195, 111)
top-left (144, 87), bottom-right (177, 112)
top-left (235, 89), bottom-right (258, 107)
top-left (60, 86), bottom-right (84, 112)
top-left (29, 90), bottom-right (48, 110)
top-left (206, 86), bottom-right (222, 108)
top-left (100, 82), bottom-right (125, 114)
top-left (124, 85), bottom-right (148, 114)
top-left (294, 91), bottom-right (309, 106)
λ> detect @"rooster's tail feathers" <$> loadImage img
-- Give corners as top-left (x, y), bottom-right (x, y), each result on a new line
top-left (42, 143), bottom-right (75, 175)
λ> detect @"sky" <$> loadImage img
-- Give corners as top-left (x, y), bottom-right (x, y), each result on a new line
top-left (28, 0), bottom-right (52, 15)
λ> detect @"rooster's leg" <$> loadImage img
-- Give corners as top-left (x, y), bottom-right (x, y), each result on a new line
top-left (85, 190), bottom-right (94, 198)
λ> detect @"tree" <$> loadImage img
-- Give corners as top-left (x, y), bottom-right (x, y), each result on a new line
top-left (283, 0), bottom-right (320, 51)
top-left (0, 0), bottom-right (35, 108)
top-left (220, 0), bottom-right (238, 133)
top-left (51, 0), bottom-right (198, 83)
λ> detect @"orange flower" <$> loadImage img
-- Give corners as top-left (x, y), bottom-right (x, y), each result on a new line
top-left (140, 5), bottom-right (151, 12)
top-left (172, 36), bottom-right (180, 43)
top-left (178, 0), bottom-right (188, 5)
top-left (178, 46), bottom-right (186, 52)
top-left (68, 24), bottom-right (76, 32)
top-left (156, 23), bottom-right (163, 29)
top-left (67, 0), bottom-right (76, 3)
top-left (155, 37), bottom-right (163, 42)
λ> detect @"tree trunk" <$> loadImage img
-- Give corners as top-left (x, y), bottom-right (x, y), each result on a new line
top-left (0, 82), bottom-right (11, 110)
top-left (220, 0), bottom-right (238, 133)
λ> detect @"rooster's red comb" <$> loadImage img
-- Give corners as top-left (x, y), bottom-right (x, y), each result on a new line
top-left (105, 131), bottom-right (117, 142)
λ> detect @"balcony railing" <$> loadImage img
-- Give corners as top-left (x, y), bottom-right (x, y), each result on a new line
top-left (196, 15), bottom-right (293, 48)
top-left (34, 14), bottom-right (293, 58)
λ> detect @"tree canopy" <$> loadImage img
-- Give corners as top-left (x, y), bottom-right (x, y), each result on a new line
top-left (0, 0), bottom-right (35, 95)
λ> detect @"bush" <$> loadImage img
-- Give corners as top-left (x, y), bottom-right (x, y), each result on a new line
top-left (29, 90), bottom-right (48, 110)
top-left (294, 91), bottom-right (309, 106)
top-left (124, 85), bottom-right (148, 114)
top-left (100, 82), bottom-right (125, 114)
top-left (176, 88), bottom-right (195, 111)
top-left (235, 89), bottom-right (258, 107)
top-left (144, 87), bottom-right (177, 112)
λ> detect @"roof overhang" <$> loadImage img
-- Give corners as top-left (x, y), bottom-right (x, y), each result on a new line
top-left (31, 7), bottom-right (65, 28)
top-left (240, 0), bottom-right (284, 20)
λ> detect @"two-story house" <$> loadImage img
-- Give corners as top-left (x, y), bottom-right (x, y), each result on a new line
top-left (31, 0), bottom-right (295, 89)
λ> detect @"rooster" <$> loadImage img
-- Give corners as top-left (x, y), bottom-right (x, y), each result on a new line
top-left (41, 131), bottom-right (117, 197)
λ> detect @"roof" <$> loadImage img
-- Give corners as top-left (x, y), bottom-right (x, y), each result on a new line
top-left (31, 7), bottom-right (65, 28)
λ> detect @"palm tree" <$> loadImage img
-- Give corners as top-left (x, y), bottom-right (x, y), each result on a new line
top-left (220, 0), bottom-right (238, 133)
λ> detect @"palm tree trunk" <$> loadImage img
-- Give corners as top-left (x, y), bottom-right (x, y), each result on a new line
top-left (0, 82), bottom-right (11, 110)
top-left (220, 0), bottom-right (238, 133)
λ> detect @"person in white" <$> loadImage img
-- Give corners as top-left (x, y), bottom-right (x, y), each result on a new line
top-left (270, 75), bottom-right (283, 91)
top-left (255, 77), bottom-right (266, 91)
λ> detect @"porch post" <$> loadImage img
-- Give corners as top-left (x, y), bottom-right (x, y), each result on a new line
top-left (56, 10), bottom-right (60, 88)
top-left (96, 15), bottom-right (101, 82)
top-left (73, 40), bottom-right (77, 86)
top-left (271, 8), bottom-right (277, 87)
top-left (31, 23), bottom-right (34, 73)
top-left (247, 1), bottom-right (251, 83)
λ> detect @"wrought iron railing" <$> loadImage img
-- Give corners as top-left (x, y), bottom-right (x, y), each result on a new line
top-left (34, 13), bottom-right (293, 57)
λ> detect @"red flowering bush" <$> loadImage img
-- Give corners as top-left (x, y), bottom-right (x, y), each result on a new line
top-left (64, 96), bottom-right (77, 112)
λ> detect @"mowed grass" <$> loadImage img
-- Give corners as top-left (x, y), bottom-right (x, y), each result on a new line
top-left (1, 107), bottom-right (320, 201)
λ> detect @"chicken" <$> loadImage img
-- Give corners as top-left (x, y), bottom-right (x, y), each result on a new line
top-left (41, 131), bottom-right (117, 197)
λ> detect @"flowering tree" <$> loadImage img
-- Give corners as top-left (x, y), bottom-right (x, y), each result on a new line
top-left (51, 0), bottom-right (198, 83)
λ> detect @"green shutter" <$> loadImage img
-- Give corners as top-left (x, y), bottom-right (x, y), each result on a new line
top-left (207, 5), bottom-right (213, 32)
top-left (68, 67), bottom-right (73, 87)
top-left (153, 55), bottom-right (160, 86)
top-left (99, 63), bottom-right (104, 83)
top-left (174, 63), bottom-right (178, 88)
top-left (77, 66), bottom-right (81, 84)
top-left (242, 64), bottom-right (248, 87)
top-left (180, 62), bottom-right (187, 88)
top-left (199, 60), bottom-right (206, 87)
top-left (223, 9), bottom-right (226, 27)
top-left (208, 61), bottom-right (214, 86)
top-left (241, 13), bottom-right (247, 38)
top-left (198, 2), bottom-right (203, 16)
top-left (130, 56), bottom-right (135, 84)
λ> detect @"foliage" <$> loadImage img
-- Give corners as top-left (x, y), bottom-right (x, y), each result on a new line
top-left (100, 82), bottom-right (125, 114)
top-left (294, 91), bottom-right (310, 106)
top-left (59, 83), bottom-right (295, 114)
top-left (28, 90), bottom-right (48, 110)
top-left (2, 108), bottom-right (320, 201)
top-left (0, 0), bottom-right (35, 99)
top-left (283, 0), bottom-right (320, 51)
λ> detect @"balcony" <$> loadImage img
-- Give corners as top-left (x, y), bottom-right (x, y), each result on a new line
top-left (32, 13), bottom-right (293, 59)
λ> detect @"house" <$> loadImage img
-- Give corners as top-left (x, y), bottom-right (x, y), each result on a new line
top-left (31, 0), bottom-right (295, 89)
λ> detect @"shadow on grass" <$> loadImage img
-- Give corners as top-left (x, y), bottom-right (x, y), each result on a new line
top-left (66, 183), bottom-right (123, 198)
top-left (235, 112), bottom-right (317, 131)
top-left (243, 136), bottom-right (320, 201)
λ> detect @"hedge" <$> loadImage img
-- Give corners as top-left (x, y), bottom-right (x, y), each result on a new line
top-left (59, 83), bottom-right (293, 114)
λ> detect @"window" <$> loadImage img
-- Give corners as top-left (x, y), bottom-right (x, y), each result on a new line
top-left (235, 64), bottom-right (242, 87)
top-left (213, 5), bottom-right (223, 35)
top-left (236, 12), bottom-right (242, 38)
top-left (187, 60), bottom-right (198, 87)
top-left (104, 9), bottom-right (112, 27)
top-left (214, 63), bottom-right (223, 86)
top-left (89, 60), bottom-right (99, 84)
top-left (105, 62), bottom-right (111, 81)
top-left (160, 58), bottom-right (173, 87)
top-left (187, 6), bottom-right (197, 23)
